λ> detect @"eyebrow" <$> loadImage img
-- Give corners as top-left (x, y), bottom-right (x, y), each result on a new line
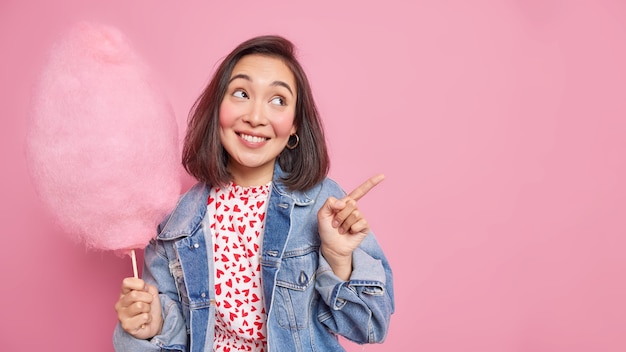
top-left (229, 74), bottom-right (294, 96)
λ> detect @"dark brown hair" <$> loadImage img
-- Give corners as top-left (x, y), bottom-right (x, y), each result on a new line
top-left (182, 35), bottom-right (329, 191)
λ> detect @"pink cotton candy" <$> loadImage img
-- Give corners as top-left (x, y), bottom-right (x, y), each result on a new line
top-left (26, 22), bottom-right (182, 253)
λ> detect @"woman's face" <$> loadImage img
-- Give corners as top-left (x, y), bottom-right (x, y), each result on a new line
top-left (219, 54), bottom-right (297, 185)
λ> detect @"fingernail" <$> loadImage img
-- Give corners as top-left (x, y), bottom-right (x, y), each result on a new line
top-left (332, 220), bottom-right (339, 227)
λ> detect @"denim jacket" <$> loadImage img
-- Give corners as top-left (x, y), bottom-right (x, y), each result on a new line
top-left (113, 165), bottom-right (394, 351)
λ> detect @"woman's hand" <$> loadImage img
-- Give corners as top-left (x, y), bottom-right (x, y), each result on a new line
top-left (318, 174), bottom-right (384, 280)
top-left (114, 277), bottom-right (163, 339)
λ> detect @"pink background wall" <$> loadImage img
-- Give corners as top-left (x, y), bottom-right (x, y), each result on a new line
top-left (1, 0), bottom-right (625, 351)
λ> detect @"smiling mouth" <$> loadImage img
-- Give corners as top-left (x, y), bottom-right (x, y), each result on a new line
top-left (238, 133), bottom-right (268, 143)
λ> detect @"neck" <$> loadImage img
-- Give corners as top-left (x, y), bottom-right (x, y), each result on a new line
top-left (228, 162), bottom-right (274, 187)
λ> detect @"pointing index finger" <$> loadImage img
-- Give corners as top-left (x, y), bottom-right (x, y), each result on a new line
top-left (348, 174), bottom-right (385, 201)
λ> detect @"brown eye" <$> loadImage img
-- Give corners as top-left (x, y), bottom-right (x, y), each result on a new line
top-left (233, 89), bottom-right (248, 99)
top-left (270, 96), bottom-right (285, 106)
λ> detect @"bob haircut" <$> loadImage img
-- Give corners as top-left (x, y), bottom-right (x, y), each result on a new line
top-left (182, 35), bottom-right (329, 191)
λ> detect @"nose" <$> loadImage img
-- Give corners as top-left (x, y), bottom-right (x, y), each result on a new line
top-left (242, 100), bottom-right (267, 127)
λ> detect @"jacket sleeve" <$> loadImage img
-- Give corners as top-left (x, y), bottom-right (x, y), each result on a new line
top-left (113, 239), bottom-right (189, 351)
top-left (315, 232), bottom-right (395, 344)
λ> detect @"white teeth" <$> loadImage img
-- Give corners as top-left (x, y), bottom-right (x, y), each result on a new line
top-left (240, 133), bottom-right (267, 143)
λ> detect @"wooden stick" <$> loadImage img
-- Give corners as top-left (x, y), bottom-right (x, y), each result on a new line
top-left (131, 248), bottom-right (145, 329)
top-left (131, 249), bottom-right (139, 279)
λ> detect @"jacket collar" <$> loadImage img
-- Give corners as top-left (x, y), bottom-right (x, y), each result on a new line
top-left (157, 162), bottom-right (315, 240)
top-left (157, 182), bottom-right (210, 241)
top-left (271, 162), bottom-right (316, 206)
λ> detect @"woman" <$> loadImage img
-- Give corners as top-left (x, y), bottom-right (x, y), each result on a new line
top-left (114, 35), bottom-right (394, 351)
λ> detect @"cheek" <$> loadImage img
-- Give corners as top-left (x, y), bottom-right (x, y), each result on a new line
top-left (218, 102), bottom-right (237, 128)
top-left (273, 112), bottom-right (296, 137)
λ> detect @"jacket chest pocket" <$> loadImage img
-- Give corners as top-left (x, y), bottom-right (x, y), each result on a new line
top-left (274, 249), bottom-right (318, 330)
